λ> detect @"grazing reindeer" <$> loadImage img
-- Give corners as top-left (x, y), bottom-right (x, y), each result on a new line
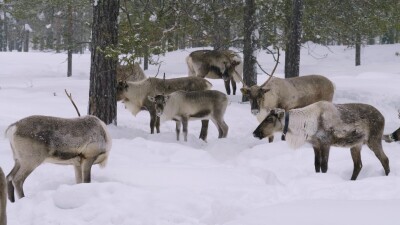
top-left (383, 110), bottom-right (400, 143)
top-left (148, 90), bottom-right (229, 141)
top-left (253, 101), bottom-right (390, 180)
top-left (186, 49), bottom-right (243, 95)
top-left (5, 115), bottom-right (112, 202)
top-left (240, 50), bottom-right (335, 142)
top-left (0, 167), bottom-right (6, 225)
top-left (117, 77), bottom-right (212, 134)
top-left (116, 62), bottom-right (146, 82)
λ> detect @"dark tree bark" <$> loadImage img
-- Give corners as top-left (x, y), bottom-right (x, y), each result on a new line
top-left (67, 2), bottom-right (73, 77)
top-left (3, 11), bottom-right (8, 51)
top-left (88, 0), bottom-right (120, 125)
top-left (355, 33), bottom-right (361, 66)
top-left (23, 30), bottom-right (29, 52)
top-left (242, 0), bottom-right (257, 102)
top-left (284, 0), bottom-right (303, 78)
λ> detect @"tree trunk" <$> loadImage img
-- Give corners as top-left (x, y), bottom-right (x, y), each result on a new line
top-left (88, 0), bottom-right (120, 125)
top-left (3, 11), bottom-right (8, 51)
top-left (67, 2), bottom-right (73, 77)
top-left (242, 0), bottom-right (257, 102)
top-left (355, 34), bottom-right (361, 66)
top-left (23, 30), bottom-right (29, 52)
top-left (284, 0), bottom-right (303, 78)
top-left (144, 45), bottom-right (149, 70)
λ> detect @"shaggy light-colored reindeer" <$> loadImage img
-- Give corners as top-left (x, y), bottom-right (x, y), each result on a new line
top-left (116, 62), bottom-right (146, 82)
top-left (117, 77), bottom-right (212, 134)
top-left (186, 49), bottom-right (243, 95)
top-left (0, 167), bottom-right (6, 225)
top-left (253, 101), bottom-right (390, 180)
top-left (239, 50), bottom-right (335, 142)
top-left (148, 90), bottom-right (229, 141)
top-left (5, 115), bottom-right (112, 202)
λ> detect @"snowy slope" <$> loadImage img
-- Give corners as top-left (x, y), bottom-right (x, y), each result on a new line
top-left (1, 43), bottom-right (400, 225)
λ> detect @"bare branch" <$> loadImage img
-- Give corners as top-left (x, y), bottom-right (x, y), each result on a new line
top-left (65, 89), bottom-right (81, 117)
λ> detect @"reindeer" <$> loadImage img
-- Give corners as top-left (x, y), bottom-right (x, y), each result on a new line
top-left (0, 167), bottom-right (6, 225)
top-left (148, 90), bottom-right (229, 142)
top-left (383, 110), bottom-right (400, 143)
top-left (253, 101), bottom-right (390, 180)
top-left (117, 77), bottom-right (212, 134)
top-left (239, 50), bottom-right (335, 142)
top-left (186, 49), bottom-right (243, 95)
top-left (5, 115), bottom-right (112, 202)
top-left (116, 62), bottom-right (146, 82)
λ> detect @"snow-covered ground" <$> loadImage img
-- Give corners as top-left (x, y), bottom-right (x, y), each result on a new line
top-left (1, 43), bottom-right (400, 225)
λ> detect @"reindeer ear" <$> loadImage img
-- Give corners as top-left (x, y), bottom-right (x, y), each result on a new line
top-left (240, 87), bottom-right (249, 95)
top-left (261, 88), bottom-right (271, 94)
top-left (164, 95), bottom-right (170, 101)
top-left (148, 96), bottom-right (155, 102)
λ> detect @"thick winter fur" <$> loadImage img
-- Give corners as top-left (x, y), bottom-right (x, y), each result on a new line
top-left (186, 49), bottom-right (243, 95)
top-left (149, 90), bottom-right (229, 141)
top-left (116, 62), bottom-right (146, 82)
top-left (253, 101), bottom-right (390, 180)
top-left (5, 115), bottom-right (112, 202)
top-left (241, 75), bottom-right (335, 142)
top-left (0, 167), bottom-right (6, 225)
top-left (117, 77), bottom-right (212, 134)
top-left (383, 127), bottom-right (400, 143)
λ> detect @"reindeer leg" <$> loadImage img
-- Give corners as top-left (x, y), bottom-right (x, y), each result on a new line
top-left (320, 145), bottom-right (330, 173)
top-left (81, 157), bottom-right (96, 183)
top-left (224, 80), bottom-right (231, 95)
top-left (350, 145), bottom-right (362, 180)
top-left (268, 136), bottom-right (274, 143)
top-left (149, 108), bottom-right (157, 134)
top-left (175, 120), bottom-right (181, 141)
top-left (12, 162), bottom-right (41, 199)
top-left (74, 164), bottom-right (82, 184)
top-left (199, 120), bottom-right (209, 141)
top-left (6, 160), bottom-right (20, 202)
top-left (313, 146), bottom-right (322, 173)
top-left (231, 77), bottom-right (236, 95)
top-left (182, 117), bottom-right (189, 142)
top-left (367, 140), bottom-right (390, 176)
top-left (156, 115), bottom-right (160, 133)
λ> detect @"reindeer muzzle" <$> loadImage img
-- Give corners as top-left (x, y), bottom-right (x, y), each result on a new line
top-left (251, 109), bottom-right (259, 115)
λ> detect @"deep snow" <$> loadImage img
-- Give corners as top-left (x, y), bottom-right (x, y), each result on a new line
top-left (1, 43), bottom-right (400, 225)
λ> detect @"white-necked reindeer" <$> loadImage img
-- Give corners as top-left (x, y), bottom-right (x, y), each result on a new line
top-left (253, 101), bottom-right (390, 180)
top-left (239, 49), bottom-right (335, 142)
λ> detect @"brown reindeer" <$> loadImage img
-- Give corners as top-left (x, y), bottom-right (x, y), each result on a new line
top-left (148, 90), bottom-right (229, 142)
top-left (186, 49), bottom-right (243, 95)
top-left (117, 77), bottom-right (212, 134)
top-left (5, 115), bottom-right (112, 202)
top-left (239, 50), bottom-right (335, 142)
top-left (0, 167), bottom-right (6, 225)
top-left (253, 101), bottom-right (390, 180)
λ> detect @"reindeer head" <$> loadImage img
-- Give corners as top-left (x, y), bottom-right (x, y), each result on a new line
top-left (116, 80), bottom-right (129, 101)
top-left (241, 85), bottom-right (271, 115)
top-left (148, 95), bottom-right (170, 117)
top-left (253, 109), bottom-right (285, 139)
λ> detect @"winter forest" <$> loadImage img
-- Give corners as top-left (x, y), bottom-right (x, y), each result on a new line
top-left (0, 0), bottom-right (400, 225)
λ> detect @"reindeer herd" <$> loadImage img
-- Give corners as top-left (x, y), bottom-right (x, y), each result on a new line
top-left (0, 48), bottom-right (399, 224)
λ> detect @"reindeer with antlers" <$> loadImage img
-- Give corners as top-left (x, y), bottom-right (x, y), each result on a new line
top-left (238, 49), bottom-right (335, 142)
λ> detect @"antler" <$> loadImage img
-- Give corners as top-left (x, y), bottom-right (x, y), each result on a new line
top-left (260, 47), bottom-right (280, 88)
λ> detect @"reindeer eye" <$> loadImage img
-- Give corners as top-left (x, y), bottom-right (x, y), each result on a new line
top-left (266, 117), bottom-right (274, 123)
